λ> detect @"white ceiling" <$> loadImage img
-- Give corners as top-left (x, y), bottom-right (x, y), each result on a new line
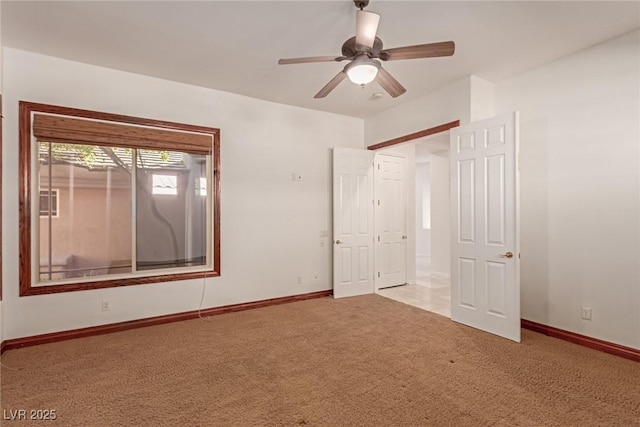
top-left (3, 1), bottom-right (639, 118)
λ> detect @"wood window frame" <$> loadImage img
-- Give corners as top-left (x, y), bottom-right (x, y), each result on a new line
top-left (19, 101), bottom-right (221, 296)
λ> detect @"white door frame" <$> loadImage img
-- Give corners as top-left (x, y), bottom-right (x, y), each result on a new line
top-left (367, 122), bottom-right (460, 293)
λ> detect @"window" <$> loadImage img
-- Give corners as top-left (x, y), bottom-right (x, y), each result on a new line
top-left (152, 174), bottom-right (178, 195)
top-left (19, 101), bottom-right (221, 296)
top-left (195, 177), bottom-right (207, 197)
top-left (39, 189), bottom-right (59, 217)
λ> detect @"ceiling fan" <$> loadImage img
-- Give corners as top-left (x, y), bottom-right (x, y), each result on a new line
top-left (278, 0), bottom-right (455, 99)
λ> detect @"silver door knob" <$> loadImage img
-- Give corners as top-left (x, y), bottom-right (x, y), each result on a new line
top-left (335, 240), bottom-right (343, 245)
top-left (500, 252), bottom-right (514, 258)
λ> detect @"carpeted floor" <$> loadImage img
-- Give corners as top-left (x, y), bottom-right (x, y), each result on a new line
top-left (2, 294), bottom-right (639, 426)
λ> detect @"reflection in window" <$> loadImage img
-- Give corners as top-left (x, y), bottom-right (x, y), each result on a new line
top-left (137, 150), bottom-right (208, 271)
top-left (39, 189), bottom-right (59, 218)
top-left (195, 177), bottom-right (207, 197)
top-left (38, 143), bottom-right (209, 281)
top-left (152, 174), bottom-right (178, 195)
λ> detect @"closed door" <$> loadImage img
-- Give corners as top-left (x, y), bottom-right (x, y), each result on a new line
top-left (332, 147), bottom-right (375, 298)
top-left (450, 112), bottom-right (520, 342)
top-left (375, 154), bottom-right (407, 289)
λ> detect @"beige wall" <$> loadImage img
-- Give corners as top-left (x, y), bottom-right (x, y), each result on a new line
top-left (39, 165), bottom-right (131, 278)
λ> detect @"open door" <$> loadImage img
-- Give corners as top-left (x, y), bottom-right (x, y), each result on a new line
top-left (450, 112), bottom-right (520, 342)
top-left (375, 154), bottom-right (407, 289)
top-left (333, 147), bottom-right (375, 298)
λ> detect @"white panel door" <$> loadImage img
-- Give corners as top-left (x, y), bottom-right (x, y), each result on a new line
top-left (333, 147), bottom-right (375, 298)
top-left (375, 154), bottom-right (407, 290)
top-left (450, 112), bottom-right (520, 342)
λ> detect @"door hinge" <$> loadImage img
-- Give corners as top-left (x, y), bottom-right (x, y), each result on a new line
top-left (377, 163), bottom-right (380, 170)
top-left (377, 272), bottom-right (380, 278)
top-left (377, 236), bottom-right (380, 242)
top-left (377, 200), bottom-right (380, 206)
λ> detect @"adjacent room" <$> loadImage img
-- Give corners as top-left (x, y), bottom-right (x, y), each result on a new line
top-left (1, 1), bottom-right (639, 425)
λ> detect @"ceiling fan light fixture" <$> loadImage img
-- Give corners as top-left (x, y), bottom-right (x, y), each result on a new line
top-left (345, 59), bottom-right (380, 85)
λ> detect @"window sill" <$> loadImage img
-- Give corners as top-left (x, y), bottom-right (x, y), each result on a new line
top-left (20, 269), bottom-right (220, 297)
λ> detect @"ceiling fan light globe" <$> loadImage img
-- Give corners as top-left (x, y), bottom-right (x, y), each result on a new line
top-left (346, 63), bottom-right (379, 85)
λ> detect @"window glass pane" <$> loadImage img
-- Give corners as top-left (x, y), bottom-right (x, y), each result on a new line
top-left (40, 189), bottom-right (59, 217)
top-left (136, 149), bottom-right (208, 271)
top-left (38, 142), bottom-right (133, 281)
top-left (152, 174), bottom-right (178, 195)
top-left (195, 177), bottom-right (207, 197)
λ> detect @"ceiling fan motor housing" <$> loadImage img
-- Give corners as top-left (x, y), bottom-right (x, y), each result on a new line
top-left (354, 0), bottom-right (370, 10)
top-left (342, 36), bottom-right (384, 58)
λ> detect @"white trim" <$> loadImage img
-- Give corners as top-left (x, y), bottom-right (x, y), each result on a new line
top-left (206, 155), bottom-right (213, 268)
top-left (131, 150), bottom-right (138, 275)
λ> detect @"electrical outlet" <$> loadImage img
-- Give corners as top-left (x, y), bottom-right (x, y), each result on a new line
top-left (297, 274), bottom-right (303, 285)
top-left (581, 306), bottom-right (592, 320)
top-left (101, 300), bottom-right (110, 312)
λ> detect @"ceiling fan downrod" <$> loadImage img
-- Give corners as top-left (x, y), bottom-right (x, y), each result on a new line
top-left (354, 0), bottom-right (369, 11)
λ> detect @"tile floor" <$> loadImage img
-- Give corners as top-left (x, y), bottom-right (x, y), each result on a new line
top-left (377, 255), bottom-right (451, 318)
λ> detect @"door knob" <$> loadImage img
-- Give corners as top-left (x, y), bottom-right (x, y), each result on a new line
top-left (335, 240), bottom-right (343, 245)
top-left (401, 235), bottom-right (407, 240)
top-left (500, 252), bottom-right (514, 258)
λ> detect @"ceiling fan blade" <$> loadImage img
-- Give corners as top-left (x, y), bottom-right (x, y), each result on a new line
top-left (382, 41), bottom-right (455, 61)
top-left (376, 67), bottom-right (406, 98)
top-left (314, 71), bottom-right (347, 98)
top-left (355, 10), bottom-right (380, 49)
top-left (278, 56), bottom-right (341, 65)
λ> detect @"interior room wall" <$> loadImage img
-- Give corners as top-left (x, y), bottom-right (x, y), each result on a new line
top-left (429, 152), bottom-right (450, 277)
top-left (494, 29), bottom-right (640, 349)
top-left (415, 162), bottom-right (431, 258)
top-left (469, 75), bottom-right (495, 122)
top-left (364, 77), bottom-right (472, 147)
top-left (2, 48), bottom-right (364, 340)
top-left (3, 28), bottom-right (639, 351)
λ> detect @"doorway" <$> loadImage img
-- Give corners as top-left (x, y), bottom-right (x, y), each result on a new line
top-left (376, 132), bottom-right (452, 318)
top-left (335, 113), bottom-right (521, 342)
